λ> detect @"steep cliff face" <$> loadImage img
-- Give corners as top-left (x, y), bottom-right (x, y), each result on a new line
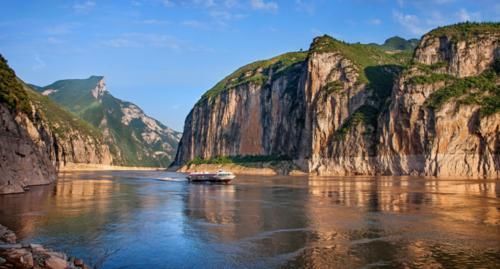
top-left (0, 55), bottom-right (112, 194)
top-left (175, 52), bottom-right (308, 164)
top-left (175, 23), bottom-right (499, 178)
top-left (36, 76), bottom-right (181, 167)
top-left (378, 25), bottom-right (500, 177)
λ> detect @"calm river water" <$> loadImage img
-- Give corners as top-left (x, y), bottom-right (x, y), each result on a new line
top-left (0, 171), bottom-right (499, 268)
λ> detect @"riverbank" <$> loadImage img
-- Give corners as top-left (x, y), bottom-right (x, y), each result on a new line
top-left (0, 164), bottom-right (164, 195)
top-left (0, 224), bottom-right (89, 269)
top-left (176, 161), bottom-right (306, 176)
top-left (59, 163), bottom-right (164, 171)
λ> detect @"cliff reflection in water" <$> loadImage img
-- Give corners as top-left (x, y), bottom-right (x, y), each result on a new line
top-left (184, 176), bottom-right (500, 268)
top-left (0, 172), bottom-right (498, 268)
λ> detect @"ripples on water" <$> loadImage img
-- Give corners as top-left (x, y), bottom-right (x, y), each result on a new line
top-left (0, 171), bottom-right (498, 268)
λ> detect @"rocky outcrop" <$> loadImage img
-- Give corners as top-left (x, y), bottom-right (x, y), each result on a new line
top-left (175, 23), bottom-right (500, 178)
top-left (0, 224), bottom-right (90, 269)
top-left (377, 27), bottom-right (500, 178)
top-left (0, 56), bottom-right (113, 194)
top-left (414, 31), bottom-right (500, 77)
top-left (35, 76), bottom-right (181, 167)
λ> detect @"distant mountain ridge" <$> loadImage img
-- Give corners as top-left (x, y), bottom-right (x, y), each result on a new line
top-left (34, 76), bottom-right (181, 167)
top-left (379, 36), bottom-right (419, 51)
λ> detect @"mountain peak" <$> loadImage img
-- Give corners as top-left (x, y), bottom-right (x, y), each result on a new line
top-left (381, 36), bottom-right (419, 51)
top-left (90, 76), bottom-right (106, 99)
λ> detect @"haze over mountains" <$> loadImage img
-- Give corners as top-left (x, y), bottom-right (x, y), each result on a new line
top-left (31, 76), bottom-right (182, 167)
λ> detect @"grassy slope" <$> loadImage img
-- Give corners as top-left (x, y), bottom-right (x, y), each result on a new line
top-left (200, 51), bottom-right (308, 102)
top-left (35, 77), bottom-right (179, 167)
top-left (380, 36), bottom-right (419, 51)
top-left (1, 54), bottom-right (103, 142)
top-left (0, 55), bottom-right (32, 116)
top-left (40, 76), bottom-right (104, 115)
top-left (426, 22), bottom-right (500, 40)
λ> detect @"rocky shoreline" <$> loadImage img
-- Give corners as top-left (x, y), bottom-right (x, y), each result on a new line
top-left (0, 225), bottom-right (90, 269)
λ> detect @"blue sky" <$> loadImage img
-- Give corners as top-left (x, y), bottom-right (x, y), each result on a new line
top-left (0, 0), bottom-right (498, 130)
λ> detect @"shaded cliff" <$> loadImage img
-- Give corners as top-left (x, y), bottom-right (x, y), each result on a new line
top-left (175, 23), bottom-right (499, 178)
top-left (0, 55), bottom-right (112, 194)
top-left (35, 76), bottom-right (181, 167)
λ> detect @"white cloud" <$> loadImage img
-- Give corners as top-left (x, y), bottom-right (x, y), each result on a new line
top-left (102, 33), bottom-right (182, 50)
top-left (163, 0), bottom-right (175, 7)
top-left (32, 54), bottom-right (46, 70)
top-left (433, 0), bottom-right (454, 4)
top-left (295, 0), bottom-right (315, 15)
top-left (47, 37), bottom-right (64, 44)
top-left (137, 19), bottom-right (171, 25)
top-left (393, 11), bottom-right (425, 35)
top-left (456, 8), bottom-right (481, 22)
top-left (73, 1), bottom-right (96, 13)
top-left (45, 24), bottom-right (75, 35)
top-left (182, 20), bottom-right (207, 29)
top-left (369, 18), bottom-right (382, 25)
top-left (250, 0), bottom-right (278, 11)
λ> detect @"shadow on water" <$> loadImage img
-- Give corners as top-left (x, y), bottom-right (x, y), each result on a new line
top-left (0, 172), bottom-right (499, 268)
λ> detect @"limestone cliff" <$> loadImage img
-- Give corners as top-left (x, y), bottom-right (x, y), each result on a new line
top-left (35, 76), bottom-right (181, 167)
top-left (175, 23), bottom-right (499, 178)
top-left (0, 55), bottom-right (112, 194)
top-left (175, 52), bottom-right (308, 164)
top-left (378, 25), bottom-right (500, 177)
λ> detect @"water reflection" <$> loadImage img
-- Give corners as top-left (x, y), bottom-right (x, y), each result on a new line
top-left (0, 172), bottom-right (498, 268)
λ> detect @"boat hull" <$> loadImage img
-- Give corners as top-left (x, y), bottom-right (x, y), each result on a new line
top-left (187, 174), bottom-right (233, 183)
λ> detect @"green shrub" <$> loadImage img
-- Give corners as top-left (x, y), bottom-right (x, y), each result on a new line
top-left (427, 22), bottom-right (500, 41)
top-left (0, 54), bottom-right (32, 116)
top-left (199, 52), bottom-right (307, 103)
top-left (408, 73), bottom-right (454, 85)
top-left (425, 70), bottom-right (499, 117)
top-left (335, 105), bottom-right (378, 138)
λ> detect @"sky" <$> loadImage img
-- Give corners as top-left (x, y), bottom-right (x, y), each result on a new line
top-left (0, 0), bottom-right (498, 131)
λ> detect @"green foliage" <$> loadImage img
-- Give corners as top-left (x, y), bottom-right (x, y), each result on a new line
top-left (36, 76), bottom-right (104, 116)
top-left (425, 70), bottom-right (499, 117)
top-left (24, 85), bottom-right (103, 140)
top-left (0, 54), bottom-right (32, 116)
top-left (188, 154), bottom-right (292, 165)
top-left (200, 52), bottom-right (307, 102)
top-left (309, 35), bottom-right (411, 84)
top-left (380, 36), bottom-right (419, 51)
top-left (408, 73), bottom-right (454, 85)
top-left (365, 65), bottom-right (403, 100)
top-left (323, 81), bottom-right (343, 94)
top-left (37, 76), bottom-right (180, 167)
top-left (335, 105), bottom-right (379, 138)
top-left (427, 22), bottom-right (500, 40)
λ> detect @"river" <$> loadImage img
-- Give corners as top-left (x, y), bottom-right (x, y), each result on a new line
top-left (0, 171), bottom-right (499, 268)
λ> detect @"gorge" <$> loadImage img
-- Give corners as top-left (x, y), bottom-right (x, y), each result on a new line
top-left (174, 23), bottom-right (500, 179)
top-left (0, 56), bottom-right (180, 194)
